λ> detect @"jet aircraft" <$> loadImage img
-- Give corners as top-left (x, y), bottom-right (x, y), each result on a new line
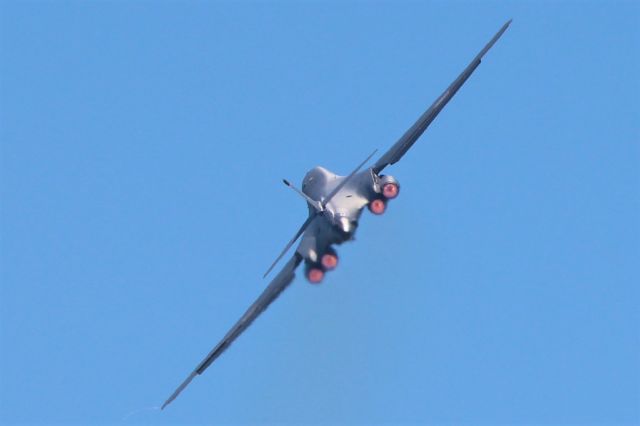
top-left (162, 20), bottom-right (511, 409)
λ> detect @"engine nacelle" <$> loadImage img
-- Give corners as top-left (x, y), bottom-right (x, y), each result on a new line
top-left (306, 266), bottom-right (324, 284)
top-left (368, 198), bottom-right (386, 215)
top-left (321, 251), bottom-right (338, 270)
top-left (378, 175), bottom-right (400, 199)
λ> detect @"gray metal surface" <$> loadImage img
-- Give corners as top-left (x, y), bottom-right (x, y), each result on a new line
top-left (161, 253), bottom-right (302, 409)
top-left (372, 19), bottom-right (512, 174)
top-left (162, 20), bottom-right (510, 410)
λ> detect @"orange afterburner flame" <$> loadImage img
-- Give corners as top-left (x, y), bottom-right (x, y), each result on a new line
top-left (382, 183), bottom-right (399, 199)
top-left (369, 199), bottom-right (386, 215)
top-left (307, 268), bottom-right (324, 284)
top-left (321, 253), bottom-right (338, 270)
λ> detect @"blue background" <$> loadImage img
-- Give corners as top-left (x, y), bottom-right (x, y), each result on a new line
top-left (1, 1), bottom-right (638, 425)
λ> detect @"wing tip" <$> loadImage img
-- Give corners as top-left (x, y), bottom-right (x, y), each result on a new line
top-left (160, 397), bottom-right (172, 410)
top-left (161, 371), bottom-right (198, 410)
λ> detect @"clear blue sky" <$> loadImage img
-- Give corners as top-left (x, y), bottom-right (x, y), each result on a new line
top-left (1, 1), bottom-right (638, 425)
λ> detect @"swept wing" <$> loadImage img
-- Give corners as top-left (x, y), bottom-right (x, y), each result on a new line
top-left (372, 20), bottom-right (511, 174)
top-left (161, 253), bottom-right (303, 409)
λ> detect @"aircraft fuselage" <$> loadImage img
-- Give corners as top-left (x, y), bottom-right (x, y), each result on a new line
top-left (297, 166), bottom-right (399, 280)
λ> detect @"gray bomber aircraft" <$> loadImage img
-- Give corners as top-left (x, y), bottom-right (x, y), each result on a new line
top-left (162, 20), bottom-right (511, 409)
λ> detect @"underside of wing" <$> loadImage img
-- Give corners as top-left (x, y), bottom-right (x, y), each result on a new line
top-left (372, 20), bottom-right (511, 174)
top-left (161, 253), bottom-right (303, 409)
